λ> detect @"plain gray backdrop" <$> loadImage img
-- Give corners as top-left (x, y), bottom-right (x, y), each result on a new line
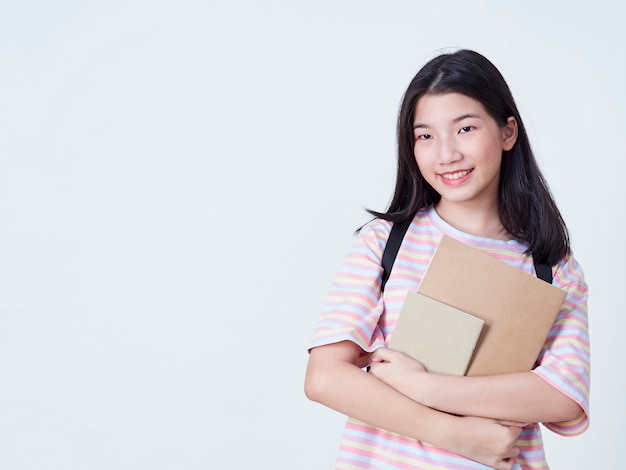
top-left (1, 1), bottom-right (623, 468)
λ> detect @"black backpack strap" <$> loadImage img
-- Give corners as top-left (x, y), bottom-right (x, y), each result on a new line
top-left (381, 218), bottom-right (412, 292)
top-left (382, 218), bottom-right (553, 290)
top-left (533, 259), bottom-right (553, 284)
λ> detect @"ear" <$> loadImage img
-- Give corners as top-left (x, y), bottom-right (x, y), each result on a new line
top-left (501, 116), bottom-right (518, 151)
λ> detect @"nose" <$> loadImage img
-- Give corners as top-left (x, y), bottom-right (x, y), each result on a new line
top-left (437, 135), bottom-right (462, 164)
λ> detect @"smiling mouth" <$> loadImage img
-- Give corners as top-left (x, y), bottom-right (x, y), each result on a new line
top-left (440, 169), bottom-right (473, 181)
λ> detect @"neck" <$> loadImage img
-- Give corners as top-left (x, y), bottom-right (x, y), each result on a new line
top-left (434, 200), bottom-right (510, 240)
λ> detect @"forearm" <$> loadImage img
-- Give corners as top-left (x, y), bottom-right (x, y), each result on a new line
top-left (306, 341), bottom-right (526, 468)
top-left (305, 343), bottom-right (455, 446)
top-left (404, 371), bottom-right (582, 424)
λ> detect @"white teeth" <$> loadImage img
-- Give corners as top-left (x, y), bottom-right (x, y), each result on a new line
top-left (442, 170), bottom-right (471, 180)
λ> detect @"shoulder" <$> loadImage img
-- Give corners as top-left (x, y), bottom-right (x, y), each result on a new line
top-left (358, 211), bottom-right (433, 243)
top-left (552, 251), bottom-right (587, 290)
top-left (359, 217), bottom-right (393, 238)
top-left (354, 218), bottom-right (393, 255)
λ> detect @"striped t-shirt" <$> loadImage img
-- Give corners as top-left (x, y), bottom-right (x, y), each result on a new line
top-left (308, 206), bottom-right (590, 469)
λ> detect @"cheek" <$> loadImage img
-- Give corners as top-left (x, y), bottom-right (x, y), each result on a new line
top-left (413, 145), bottom-right (425, 164)
top-left (414, 155), bottom-right (436, 185)
top-left (468, 136), bottom-right (503, 162)
top-left (413, 148), bottom-right (432, 173)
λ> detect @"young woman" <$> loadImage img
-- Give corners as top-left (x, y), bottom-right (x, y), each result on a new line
top-left (305, 50), bottom-right (589, 470)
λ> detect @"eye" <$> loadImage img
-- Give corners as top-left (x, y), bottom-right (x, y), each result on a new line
top-left (459, 126), bottom-right (474, 134)
top-left (417, 134), bottom-right (432, 141)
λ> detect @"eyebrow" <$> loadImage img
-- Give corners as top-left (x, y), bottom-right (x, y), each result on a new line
top-left (413, 113), bottom-right (482, 129)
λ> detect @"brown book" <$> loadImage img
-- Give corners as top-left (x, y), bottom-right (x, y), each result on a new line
top-left (390, 291), bottom-right (484, 376)
top-left (415, 235), bottom-right (566, 376)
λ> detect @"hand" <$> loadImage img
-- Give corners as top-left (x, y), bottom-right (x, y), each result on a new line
top-left (451, 416), bottom-right (527, 470)
top-left (367, 348), bottom-right (427, 399)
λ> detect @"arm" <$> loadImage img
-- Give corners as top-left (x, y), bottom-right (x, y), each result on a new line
top-left (369, 348), bottom-right (583, 424)
top-left (369, 257), bottom-right (590, 429)
top-left (305, 340), bottom-right (525, 470)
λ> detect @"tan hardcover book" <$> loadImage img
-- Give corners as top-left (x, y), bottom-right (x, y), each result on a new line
top-left (390, 291), bottom-right (484, 376)
top-left (416, 235), bottom-right (566, 376)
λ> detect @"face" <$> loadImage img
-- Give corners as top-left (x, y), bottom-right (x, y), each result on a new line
top-left (412, 92), bottom-right (517, 211)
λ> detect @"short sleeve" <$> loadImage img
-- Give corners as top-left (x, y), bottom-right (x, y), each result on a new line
top-left (531, 253), bottom-right (591, 436)
top-left (307, 221), bottom-right (391, 366)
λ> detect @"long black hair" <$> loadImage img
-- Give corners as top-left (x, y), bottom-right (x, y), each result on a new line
top-left (368, 49), bottom-right (569, 265)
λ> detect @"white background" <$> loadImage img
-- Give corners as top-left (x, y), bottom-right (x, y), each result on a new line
top-left (1, 1), bottom-right (623, 468)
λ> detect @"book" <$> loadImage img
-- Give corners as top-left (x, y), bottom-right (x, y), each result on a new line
top-left (389, 291), bottom-right (484, 376)
top-left (414, 235), bottom-right (566, 376)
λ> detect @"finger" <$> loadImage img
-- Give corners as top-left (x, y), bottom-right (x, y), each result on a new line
top-left (370, 347), bottom-right (391, 363)
top-left (496, 459), bottom-right (513, 470)
top-left (503, 445), bottom-right (520, 460)
top-left (374, 347), bottom-right (405, 361)
top-left (497, 420), bottom-right (529, 428)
